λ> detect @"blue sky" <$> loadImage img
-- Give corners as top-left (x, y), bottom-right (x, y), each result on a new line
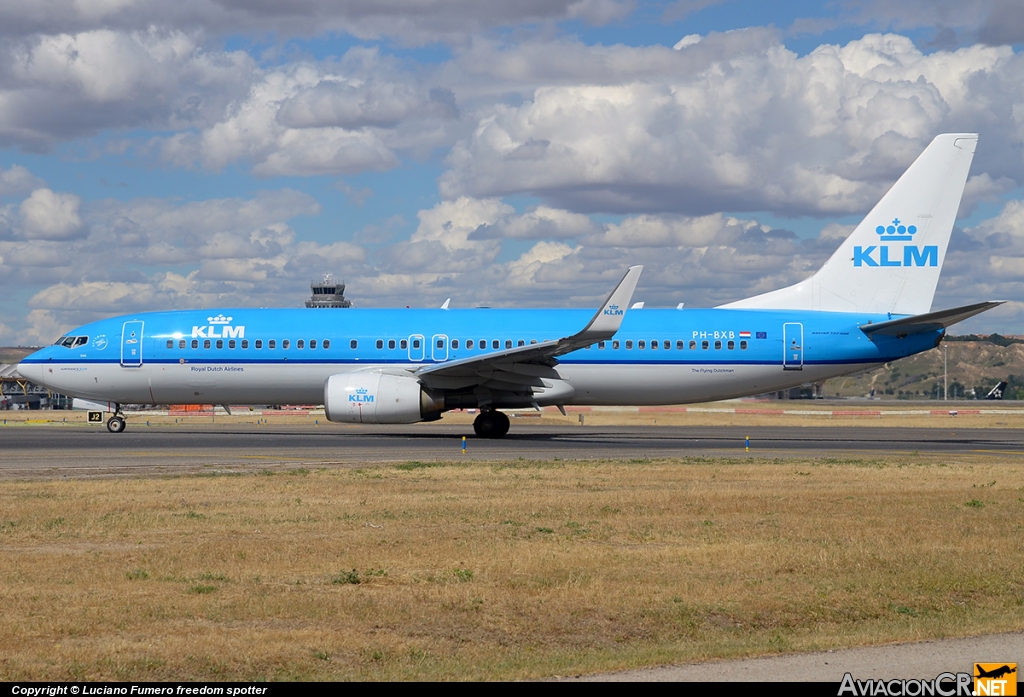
top-left (1, 0), bottom-right (1023, 344)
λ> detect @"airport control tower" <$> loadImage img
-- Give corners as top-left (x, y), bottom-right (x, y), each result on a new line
top-left (305, 273), bottom-right (353, 308)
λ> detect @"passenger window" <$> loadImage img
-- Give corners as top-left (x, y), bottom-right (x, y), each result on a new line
top-left (598, 341), bottom-right (605, 349)
top-left (505, 340), bottom-right (512, 349)
top-left (625, 340), bottom-right (633, 349)
top-left (397, 339), bottom-right (404, 349)
top-left (179, 339), bottom-right (186, 349)
top-left (451, 339), bottom-right (459, 349)
top-left (309, 339), bottom-right (316, 349)
top-left (518, 340), bottom-right (525, 347)
top-left (612, 340), bottom-right (620, 349)
top-left (727, 340), bottom-right (735, 350)
top-left (701, 340), bottom-right (708, 350)
top-left (166, 340), bottom-right (173, 349)
top-left (376, 339), bottom-right (383, 349)
top-left (664, 341), bottom-right (670, 350)
top-left (228, 340), bottom-right (236, 349)
top-left (242, 340), bottom-right (249, 349)
top-left (204, 340), bottom-right (211, 349)
top-left (255, 340), bottom-right (263, 349)
top-left (269, 340), bottom-right (276, 349)
top-left (351, 339), bottom-right (358, 349)
top-left (297, 340), bottom-right (304, 349)
top-left (388, 339), bottom-right (395, 349)
top-left (740, 340), bottom-right (747, 350)
top-left (650, 340), bottom-right (657, 350)
top-left (492, 340), bottom-right (499, 349)
top-left (714, 340), bottom-right (722, 350)
top-left (638, 340), bottom-right (646, 349)
top-left (676, 340), bottom-right (684, 350)
top-left (437, 338), bottom-right (444, 349)
top-left (466, 339), bottom-right (474, 348)
top-left (530, 339), bottom-right (538, 344)
top-left (216, 340), bottom-right (223, 349)
top-left (412, 339), bottom-right (419, 349)
top-left (192, 340), bottom-right (199, 349)
top-left (690, 340), bottom-right (697, 350)
top-left (323, 339), bottom-right (330, 349)
top-left (282, 340), bottom-right (290, 349)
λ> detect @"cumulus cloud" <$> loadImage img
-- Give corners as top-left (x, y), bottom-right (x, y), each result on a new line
top-left (441, 32), bottom-right (1024, 216)
top-left (0, 0), bottom-right (634, 45)
top-left (0, 188), bottom-right (369, 342)
top-left (19, 188), bottom-right (85, 240)
top-left (159, 49), bottom-right (461, 176)
top-left (0, 29), bottom-right (256, 148)
top-left (0, 164), bottom-right (44, 195)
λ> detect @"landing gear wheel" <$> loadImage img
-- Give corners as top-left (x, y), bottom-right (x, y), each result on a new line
top-left (473, 410), bottom-right (510, 439)
top-left (107, 416), bottom-right (126, 433)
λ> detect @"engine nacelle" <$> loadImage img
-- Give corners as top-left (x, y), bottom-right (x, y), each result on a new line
top-left (324, 371), bottom-right (443, 424)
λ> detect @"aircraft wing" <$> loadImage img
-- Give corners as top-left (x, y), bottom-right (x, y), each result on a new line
top-left (859, 301), bottom-right (1003, 338)
top-left (413, 266), bottom-right (642, 384)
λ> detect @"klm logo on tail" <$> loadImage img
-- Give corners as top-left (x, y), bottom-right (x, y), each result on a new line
top-left (854, 218), bottom-right (937, 268)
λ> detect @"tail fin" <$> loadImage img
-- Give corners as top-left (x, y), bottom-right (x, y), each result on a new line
top-left (724, 134), bottom-right (978, 315)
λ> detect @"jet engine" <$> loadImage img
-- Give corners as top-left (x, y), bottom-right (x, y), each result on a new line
top-left (324, 370), bottom-right (444, 424)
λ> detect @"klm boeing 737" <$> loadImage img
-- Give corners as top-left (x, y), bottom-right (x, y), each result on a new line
top-left (17, 134), bottom-right (1001, 437)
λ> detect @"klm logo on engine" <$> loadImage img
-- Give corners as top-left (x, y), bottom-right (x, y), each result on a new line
top-left (191, 314), bottom-right (245, 339)
top-left (349, 387), bottom-right (374, 403)
top-left (604, 304), bottom-right (624, 316)
top-left (853, 218), bottom-right (937, 268)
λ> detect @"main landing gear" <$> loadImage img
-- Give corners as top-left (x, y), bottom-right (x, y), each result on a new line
top-left (107, 405), bottom-right (126, 433)
top-left (473, 409), bottom-right (510, 438)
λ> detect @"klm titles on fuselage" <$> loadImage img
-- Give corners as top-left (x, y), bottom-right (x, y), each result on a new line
top-left (190, 315), bottom-right (245, 339)
top-left (853, 219), bottom-right (937, 268)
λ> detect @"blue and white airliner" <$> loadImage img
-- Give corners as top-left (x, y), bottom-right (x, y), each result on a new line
top-left (18, 134), bottom-right (1000, 437)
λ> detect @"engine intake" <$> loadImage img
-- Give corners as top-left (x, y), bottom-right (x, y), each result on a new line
top-left (324, 371), bottom-right (443, 424)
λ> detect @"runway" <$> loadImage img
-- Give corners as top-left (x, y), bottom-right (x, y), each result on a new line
top-left (3, 422), bottom-right (1023, 477)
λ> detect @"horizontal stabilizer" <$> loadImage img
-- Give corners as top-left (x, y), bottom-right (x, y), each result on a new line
top-left (859, 301), bottom-right (1003, 337)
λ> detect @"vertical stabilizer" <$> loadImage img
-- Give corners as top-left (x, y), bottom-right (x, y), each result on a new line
top-left (723, 134), bottom-right (978, 315)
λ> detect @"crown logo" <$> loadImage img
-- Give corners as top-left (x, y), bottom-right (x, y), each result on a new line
top-left (875, 218), bottom-right (917, 241)
top-left (208, 314), bottom-right (233, 325)
top-left (356, 387), bottom-right (368, 394)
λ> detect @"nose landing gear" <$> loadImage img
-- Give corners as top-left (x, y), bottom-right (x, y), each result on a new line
top-left (473, 409), bottom-right (510, 438)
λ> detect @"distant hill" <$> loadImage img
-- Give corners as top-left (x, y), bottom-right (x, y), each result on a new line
top-left (0, 347), bottom-right (35, 365)
top-left (821, 339), bottom-right (1024, 400)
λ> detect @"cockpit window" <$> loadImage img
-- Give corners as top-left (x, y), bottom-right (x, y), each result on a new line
top-left (55, 336), bottom-right (88, 348)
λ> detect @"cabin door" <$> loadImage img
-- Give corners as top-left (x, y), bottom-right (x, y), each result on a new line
top-left (782, 322), bottom-right (803, 371)
top-left (431, 334), bottom-right (449, 362)
top-left (408, 334), bottom-right (425, 362)
top-left (121, 321), bottom-right (144, 368)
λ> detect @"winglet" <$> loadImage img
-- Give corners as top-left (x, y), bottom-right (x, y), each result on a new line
top-left (576, 265), bottom-right (643, 340)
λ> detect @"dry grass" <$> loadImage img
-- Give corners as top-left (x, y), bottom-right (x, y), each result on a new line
top-left (0, 455), bottom-right (1022, 681)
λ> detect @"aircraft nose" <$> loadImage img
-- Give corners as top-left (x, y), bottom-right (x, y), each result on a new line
top-left (15, 361), bottom-right (40, 383)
